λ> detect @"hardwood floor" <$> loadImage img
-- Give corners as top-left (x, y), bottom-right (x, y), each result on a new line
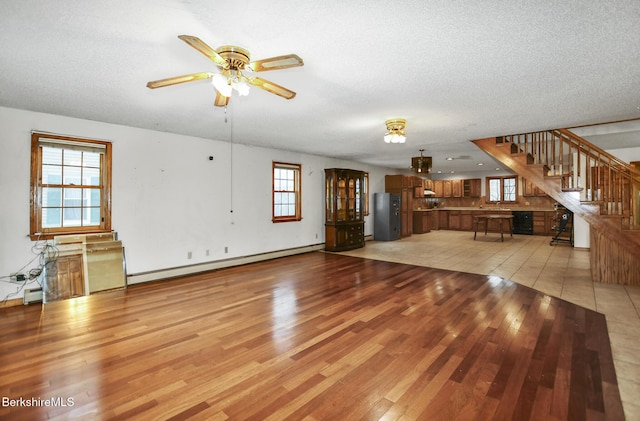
top-left (0, 252), bottom-right (624, 420)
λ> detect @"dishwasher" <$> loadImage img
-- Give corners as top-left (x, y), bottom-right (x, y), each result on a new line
top-left (512, 211), bottom-right (533, 235)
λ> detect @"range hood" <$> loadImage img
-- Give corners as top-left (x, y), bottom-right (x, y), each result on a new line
top-left (423, 189), bottom-right (436, 196)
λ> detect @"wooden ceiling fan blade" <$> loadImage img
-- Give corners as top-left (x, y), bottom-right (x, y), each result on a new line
top-left (248, 54), bottom-right (303, 72)
top-left (146, 72), bottom-right (213, 89)
top-left (178, 35), bottom-right (227, 67)
top-left (214, 92), bottom-right (230, 107)
top-left (248, 77), bottom-right (296, 99)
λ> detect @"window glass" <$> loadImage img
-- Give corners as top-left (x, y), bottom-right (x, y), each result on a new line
top-left (489, 179), bottom-right (501, 201)
top-left (486, 176), bottom-right (517, 203)
top-left (272, 162), bottom-right (302, 222)
top-left (504, 177), bottom-right (516, 201)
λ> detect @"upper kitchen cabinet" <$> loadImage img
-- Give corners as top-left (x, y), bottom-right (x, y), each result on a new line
top-left (433, 180), bottom-right (444, 197)
top-left (325, 168), bottom-right (365, 251)
top-left (463, 178), bottom-right (481, 198)
top-left (432, 178), bottom-right (481, 198)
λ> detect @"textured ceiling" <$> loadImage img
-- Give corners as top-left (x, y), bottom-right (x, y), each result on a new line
top-left (1, 0), bottom-right (639, 175)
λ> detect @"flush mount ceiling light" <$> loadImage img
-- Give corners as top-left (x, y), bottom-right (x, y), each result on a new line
top-left (384, 118), bottom-right (407, 144)
top-left (411, 149), bottom-right (432, 174)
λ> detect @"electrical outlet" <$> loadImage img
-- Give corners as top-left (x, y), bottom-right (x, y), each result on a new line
top-left (187, 251), bottom-right (192, 259)
top-left (224, 246), bottom-right (228, 253)
top-left (206, 249), bottom-right (210, 256)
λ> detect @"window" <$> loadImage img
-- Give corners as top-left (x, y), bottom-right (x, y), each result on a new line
top-left (30, 132), bottom-right (112, 240)
top-left (486, 175), bottom-right (517, 203)
top-left (272, 162), bottom-right (302, 222)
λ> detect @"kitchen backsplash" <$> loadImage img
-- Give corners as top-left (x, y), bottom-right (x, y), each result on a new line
top-left (414, 195), bottom-right (555, 210)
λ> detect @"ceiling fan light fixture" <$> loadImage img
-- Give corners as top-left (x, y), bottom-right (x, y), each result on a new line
top-left (147, 36), bottom-right (303, 107)
top-left (212, 73), bottom-right (232, 97)
top-left (232, 78), bottom-right (250, 96)
top-left (384, 118), bottom-right (407, 144)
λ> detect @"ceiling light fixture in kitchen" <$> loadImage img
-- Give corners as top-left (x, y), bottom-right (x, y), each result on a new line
top-left (411, 149), bottom-right (432, 174)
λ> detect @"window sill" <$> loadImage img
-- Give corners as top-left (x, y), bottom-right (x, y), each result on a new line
top-left (30, 229), bottom-right (112, 241)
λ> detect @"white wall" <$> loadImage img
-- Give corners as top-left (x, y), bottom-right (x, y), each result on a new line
top-left (607, 146), bottom-right (640, 163)
top-left (0, 106), bottom-right (393, 300)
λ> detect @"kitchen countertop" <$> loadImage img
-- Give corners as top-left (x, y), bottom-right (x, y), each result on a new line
top-left (413, 207), bottom-right (555, 212)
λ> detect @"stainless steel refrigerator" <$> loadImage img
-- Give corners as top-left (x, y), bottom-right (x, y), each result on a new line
top-left (374, 193), bottom-right (401, 241)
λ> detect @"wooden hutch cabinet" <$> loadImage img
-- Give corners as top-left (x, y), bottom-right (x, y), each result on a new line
top-left (325, 168), bottom-right (365, 251)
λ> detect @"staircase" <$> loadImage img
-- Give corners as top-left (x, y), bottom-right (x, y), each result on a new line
top-left (473, 129), bottom-right (640, 286)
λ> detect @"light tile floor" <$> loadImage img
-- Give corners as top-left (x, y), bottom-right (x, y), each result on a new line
top-left (341, 230), bottom-right (640, 420)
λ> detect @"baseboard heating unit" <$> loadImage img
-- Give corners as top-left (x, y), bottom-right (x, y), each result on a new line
top-left (23, 288), bottom-right (43, 305)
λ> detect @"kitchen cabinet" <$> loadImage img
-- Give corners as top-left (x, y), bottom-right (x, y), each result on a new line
top-left (533, 211), bottom-right (546, 235)
top-left (439, 210), bottom-right (449, 229)
top-left (447, 210), bottom-right (473, 230)
top-left (385, 175), bottom-right (414, 237)
top-left (433, 178), bottom-right (480, 198)
top-left (463, 179), bottom-right (482, 198)
top-left (400, 189), bottom-right (411, 237)
top-left (460, 211), bottom-right (474, 230)
top-left (325, 168), bottom-right (365, 251)
top-left (412, 211), bottom-right (432, 234)
top-left (431, 210), bottom-right (440, 230)
top-left (452, 179), bottom-right (462, 197)
top-left (448, 210), bottom-right (460, 229)
top-left (433, 180), bottom-right (444, 197)
top-left (416, 178), bottom-right (437, 198)
top-left (443, 180), bottom-right (452, 197)
top-left (423, 179), bottom-right (434, 191)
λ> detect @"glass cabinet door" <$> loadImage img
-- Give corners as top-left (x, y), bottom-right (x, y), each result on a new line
top-left (347, 178), bottom-right (354, 219)
top-left (337, 177), bottom-right (347, 221)
top-left (326, 174), bottom-right (334, 222)
top-left (355, 178), bottom-right (362, 220)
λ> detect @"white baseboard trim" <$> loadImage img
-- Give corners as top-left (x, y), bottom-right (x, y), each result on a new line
top-left (127, 243), bottom-right (325, 285)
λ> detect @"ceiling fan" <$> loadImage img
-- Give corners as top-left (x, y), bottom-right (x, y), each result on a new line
top-left (147, 35), bottom-right (303, 107)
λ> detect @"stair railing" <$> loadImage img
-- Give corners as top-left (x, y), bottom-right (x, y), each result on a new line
top-left (498, 129), bottom-right (640, 229)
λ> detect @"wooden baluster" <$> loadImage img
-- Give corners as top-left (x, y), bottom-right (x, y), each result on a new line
top-left (584, 144), bottom-right (591, 200)
top-left (567, 135), bottom-right (573, 189)
top-left (549, 131), bottom-right (556, 175)
top-left (576, 137), bottom-right (581, 190)
top-left (557, 131), bottom-right (563, 176)
top-left (548, 131), bottom-right (552, 168)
